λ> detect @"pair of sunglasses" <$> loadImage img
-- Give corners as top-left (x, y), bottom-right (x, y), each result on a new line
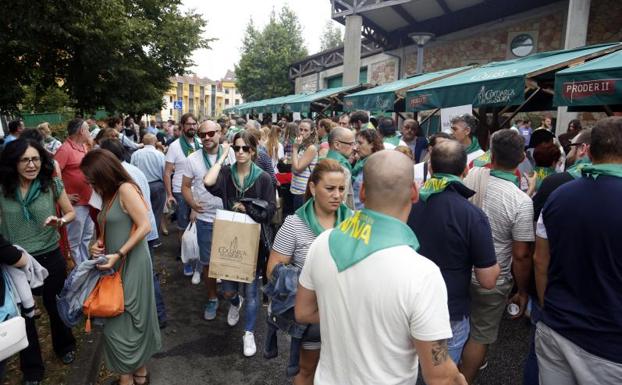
top-left (198, 131), bottom-right (217, 138)
top-left (233, 145), bottom-right (251, 153)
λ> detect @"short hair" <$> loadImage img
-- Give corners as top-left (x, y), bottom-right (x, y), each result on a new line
top-left (107, 116), bottom-right (122, 128)
top-left (429, 132), bottom-right (453, 147)
top-left (431, 140), bottom-right (467, 176)
top-left (394, 145), bottom-right (413, 160)
top-left (377, 117), bottom-right (396, 137)
top-left (450, 114), bottom-right (478, 137)
top-left (99, 138), bottom-right (126, 161)
top-left (142, 133), bottom-right (157, 145)
top-left (404, 119), bottom-right (422, 136)
top-left (8, 119), bottom-right (23, 134)
top-left (589, 117), bottom-right (622, 162)
top-left (490, 129), bottom-right (525, 169)
top-left (180, 113), bottom-right (197, 126)
top-left (235, 117), bottom-right (246, 127)
top-left (571, 127), bottom-right (591, 145)
top-left (349, 110), bottom-right (369, 125)
top-left (124, 116), bottom-right (133, 127)
top-left (67, 118), bottom-right (85, 136)
top-left (356, 129), bottom-right (384, 153)
top-left (533, 142), bottom-right (561, 167)
top-left (20, 128), bottom-right (44, 144)
top-left (328, 126), bottom-right (350, 146)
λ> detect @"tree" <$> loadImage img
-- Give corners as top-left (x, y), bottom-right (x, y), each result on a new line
top-left (0, 0), bottom-right (212, 117)
top-left (320, 21), bottom-right (343, 51)
top-left (235, 6), bottom-right (308, 102)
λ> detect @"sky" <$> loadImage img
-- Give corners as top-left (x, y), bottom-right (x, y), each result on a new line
top-left (181, 0), bottom-right (342, 80)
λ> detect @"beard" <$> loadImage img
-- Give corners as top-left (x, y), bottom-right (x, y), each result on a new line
top-left (184, 128), bottom-right (196, 138)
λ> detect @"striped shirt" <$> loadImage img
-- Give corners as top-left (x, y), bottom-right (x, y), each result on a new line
top-left (290, 147), bottom-right (318, 196)
top-left (272, 215), bottom-right (316, 269)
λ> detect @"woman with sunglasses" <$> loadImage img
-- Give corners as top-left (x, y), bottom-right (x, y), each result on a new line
top-left (0, 138), bottom-right (76, 385)
top-left (290, 119), bottom-right (319, 211)
top-left (204, 131), bottom-right (276, 357)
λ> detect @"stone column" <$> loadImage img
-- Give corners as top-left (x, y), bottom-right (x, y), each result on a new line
top-left (343, 15), bottom-right (363, 86)
top-left (556, 0), bottom-right (591, 135)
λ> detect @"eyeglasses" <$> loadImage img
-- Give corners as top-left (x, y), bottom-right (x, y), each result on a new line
top-left (569, 142), bottom-right (586, 147)
top-left (233, 145), bottom-right (251, 153)
top-left (184, 122), bottom-right (198, 127)
top-left (198, 131), bottom-right (217, 138)
top-left (19, 156), bottom-right (41, 166)
top-left (337, 140), bottom-right (355, 147)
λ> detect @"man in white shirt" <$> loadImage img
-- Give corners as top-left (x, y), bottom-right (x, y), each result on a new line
top-left (296, 150), bottom-right (466, 385)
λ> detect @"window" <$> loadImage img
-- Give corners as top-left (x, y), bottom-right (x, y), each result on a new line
top-left (225, 89), bottom-right (230, 94)
top-left (225, 99), bottom-right (230, 105)
top-left (235, 99), bottom-right (240, 105)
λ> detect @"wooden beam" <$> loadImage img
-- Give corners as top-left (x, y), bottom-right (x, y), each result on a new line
top-left (435, 0), bottom-right (452, 14)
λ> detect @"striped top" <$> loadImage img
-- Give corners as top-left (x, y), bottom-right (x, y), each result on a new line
top-left (272, 215), bottom-right (317, 269)
top-left (290, 146), bottom-right (318, 196)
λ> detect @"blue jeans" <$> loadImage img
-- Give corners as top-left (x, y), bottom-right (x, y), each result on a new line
top-left (173, 192), bottom-right (191, 230)
top-left (148, 241), bottom-right (167, 323)
top-left (195, 220), bottom-right (213, 267)
top-left (448, 316), bottom-right (470, 364)
top-left (523, 296), bottom-right (542, 385)
top-left (222, 276), bottom-right (260, 332)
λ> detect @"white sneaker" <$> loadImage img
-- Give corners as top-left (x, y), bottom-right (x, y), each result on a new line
top-left (227, 296), bottom-right (243, 326)
top-left (191, 269), bottom-right (201, 285)
top-left (243, 331), bottom-right (256, 357)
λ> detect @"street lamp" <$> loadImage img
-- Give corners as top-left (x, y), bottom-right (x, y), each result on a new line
top-left (409, 32), bottom-right (435, 74)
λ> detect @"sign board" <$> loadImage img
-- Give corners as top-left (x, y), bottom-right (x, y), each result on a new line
top-left (173, 99), bottom-right (183, 110)
top-left (440, 104), bottom-right (472, 134)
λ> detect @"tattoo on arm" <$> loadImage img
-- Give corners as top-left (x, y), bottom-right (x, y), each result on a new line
top-left (431, 339), bottom-right (449, 366)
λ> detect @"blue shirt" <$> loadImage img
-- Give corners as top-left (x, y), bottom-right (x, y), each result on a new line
top-left (408, 183), bottom-right (497, 320)
top-left (4, 134), bottom-right (17, 144)
top-left (122, 162), bottom-right (159, 242)
top-left (542, 175), bottom-right (622, 364)
top-left (130, 145), bottom-right (166, 183)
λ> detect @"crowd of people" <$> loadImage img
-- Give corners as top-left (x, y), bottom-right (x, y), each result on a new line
top-left (0, 109), bottom-right (620, 385)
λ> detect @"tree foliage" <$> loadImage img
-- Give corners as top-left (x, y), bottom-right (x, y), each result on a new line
top-left (235, 6), bottom-right (308, 102)
top-left (0, 0), bottom-right (212, 117)
top-left (320, 21), bottom-right (343, 52)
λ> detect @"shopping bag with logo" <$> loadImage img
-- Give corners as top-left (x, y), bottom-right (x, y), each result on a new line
top-left (209, 209), bottom-right (260, 283)
top-left (180, 222), bottom-right (200, 264)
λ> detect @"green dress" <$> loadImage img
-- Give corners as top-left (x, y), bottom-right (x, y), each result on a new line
top-left (99, 194), bottom-right (161, 373)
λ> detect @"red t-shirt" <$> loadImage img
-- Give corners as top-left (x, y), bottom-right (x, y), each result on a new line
top-left (54, 139), bottom-right (92, 206)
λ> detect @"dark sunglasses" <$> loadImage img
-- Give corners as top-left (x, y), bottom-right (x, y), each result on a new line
top-left (198, 131), bottom-right (217, 138)
top-left (233, 145), bottom-right (251, 153)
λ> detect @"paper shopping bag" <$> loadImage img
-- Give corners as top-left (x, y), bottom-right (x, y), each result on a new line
top-left (209, 209), bottom-right (261, 283)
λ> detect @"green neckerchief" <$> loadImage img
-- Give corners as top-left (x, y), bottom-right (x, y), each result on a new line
top-left (326, 149), bottom-right (352, 172)
top-left (419, 173), bottom-right (464, 202)
top-left (533, 166), bottom-right (556, 191)
top-left (362, 122), bottom-right (375, 131)
top-left (202, 145), bottom-right (222, 170)
top-left (384, 136), bottom-right (400, 147)
top-left (328, 209), bottom-right (420, 272)
top-left (490, 169), bottom-right (519, 187)
top-left (320, 135), bottom-right (328, 144)
top-left (231, 162), bottom-right (264, 193)
top-left (581, 163), bottom-right (622, 179)
top-left (472, 150), bottom-right (491, 167)
top-left (351, 156), bottom-right (368, 180)
top-left (465, 137), bottom-right (482, 154)
top-left (179, 135), bottom-right (201, 157)
top-left (295, 198), bottom-right (351, 236)
top-left (15, 179), bottom-right (41, 220)
top-left (567, 157), bottom-right (591, 179)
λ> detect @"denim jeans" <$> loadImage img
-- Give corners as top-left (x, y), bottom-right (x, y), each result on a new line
top-left (222, 276), bottom-right (259, 332)
top-left (66, 205), bottom-right (94, 265)
top-left (195, 220), bottom-right (213, 267)
top-left (448, 316), bottom-right (470, 364)
top-left (148, 180), bottom-right (166, 235)
top-left (148, 241), bottom-right (167, 323)
top-left (173, 192), bottom-right (191, 231)
top-left (523, 296), bottom-right (542, 385)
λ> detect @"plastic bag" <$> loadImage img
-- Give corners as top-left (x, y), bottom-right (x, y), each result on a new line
top-left (180, 222), bottom-right (199, 263)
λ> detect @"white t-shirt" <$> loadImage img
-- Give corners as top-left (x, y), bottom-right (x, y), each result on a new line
top-left (299, 231), bottom-right (452, 385)
top-left (383, 139), bottom-right (408, 150)
top-left (182, 149), bottom-right (235, 222)
top-left (165, 138), bottom-right (200, 193)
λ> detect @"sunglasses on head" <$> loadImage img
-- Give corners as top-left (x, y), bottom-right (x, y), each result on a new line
top-left (198, 131), bottom-right (217, 138)
top-left (233, 145), bottom-right (251, 153)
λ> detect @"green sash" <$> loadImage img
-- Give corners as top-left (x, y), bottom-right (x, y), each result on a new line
top-left (472, 150), bottom-right (491, 167)
top-left (320, 135), bottom-right (328, 144)
top-left (490, 169), bottom-right (519, 187)
top-left (295, 198), bottom-right (351, 236)
top-left (465, 137), bottom-right (482, 154)
top-left (202, 145), bottom-right (222, 170)
top-left (418, 173), bottom-right (463, 202)
top-left (179, 135), bottom-right (201, 157)
top-left (533, 166), bottom-right (556, 191)
top-left (350, 157), bottom-right (367, 181)
top-left (384, 136), bottom-right (400, 147)
top-left (231, 162), bottom-right (264, 193)
top-left (328, 209), bottom-right (420, 272)
top-left (567, 157), bottom-right (591, 179)
top-left (326, 149), bottom-right (352, 172)
top-left (581, 163), bottom-right (622, 179)
top-left (15, 179), bottom-right (41, 220)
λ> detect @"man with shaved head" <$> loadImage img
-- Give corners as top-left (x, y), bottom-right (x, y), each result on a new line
top-left (296, 150), bottom-right (467, 385)
top-left (408, 140), bottom-right (500, 366)
top-left (327, 126), bottom-right (356, 208)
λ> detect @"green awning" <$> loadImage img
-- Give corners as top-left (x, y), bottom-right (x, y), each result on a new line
top-left (284, 85), bottom-right (362, 113)
top-left (344, 67), bottom-right (470, 112)
top-left (237, 99), bottom-right (264, 114)
top-left (261, 94), bottom-right (303, 114)
top-left (406, 43), bottom-right (620, 111)
top-left (554, 48), bottom-right (622, 107)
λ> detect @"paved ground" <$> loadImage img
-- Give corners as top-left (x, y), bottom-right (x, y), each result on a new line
top-left (142, 227), bottom-right (531, 385)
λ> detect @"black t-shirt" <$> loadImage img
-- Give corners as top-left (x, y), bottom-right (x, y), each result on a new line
top-left (532, 171), bottom-right (574, 220)
top-left (542, 176), bottom-right (622, 364)
top-left (408, 183), bottom-right (497, 320)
